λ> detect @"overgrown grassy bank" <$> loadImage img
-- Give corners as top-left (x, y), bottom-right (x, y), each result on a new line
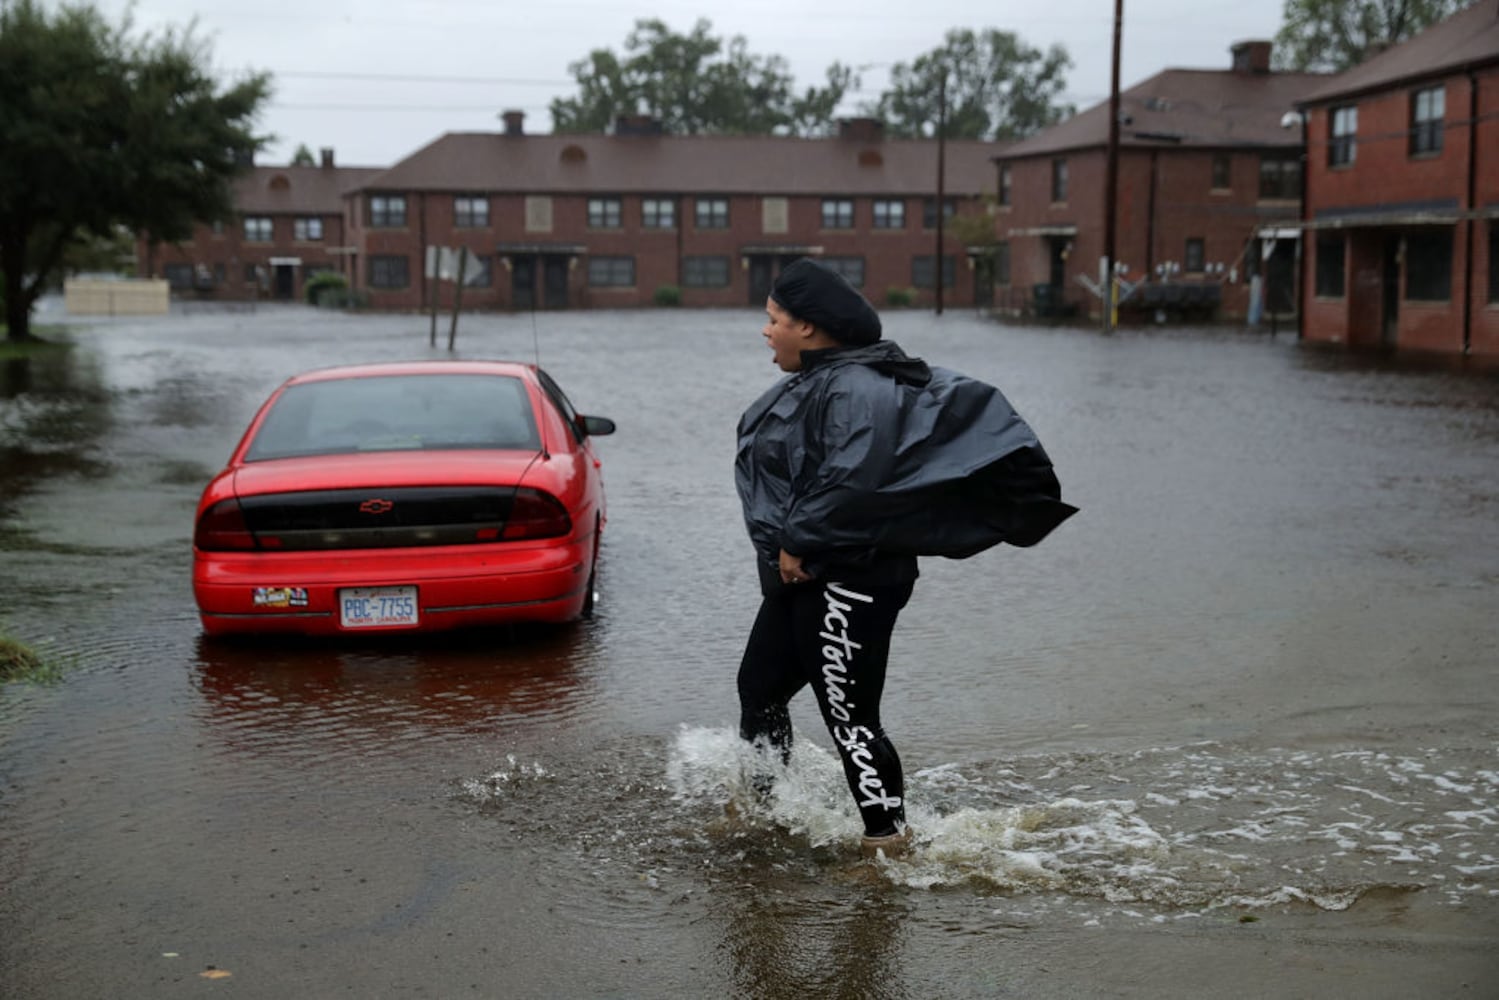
top-left (1, 629), bottom-right (62, 685)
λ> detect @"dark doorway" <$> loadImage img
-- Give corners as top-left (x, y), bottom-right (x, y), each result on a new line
top-left (972, 254), bottom-right (995, 308)
top-left (1382, 235), bottom-right (1401, 345)
top-left (273, 265), bottom-right (295, 300)
top-left (1264, 239), bottom-right (1297, 316)
top-left (747, 254), bottom-right (801, 305)
top-left (543, 257), bottom-right (569, 309)
top-left (512, 256), bottom-right (536, 311)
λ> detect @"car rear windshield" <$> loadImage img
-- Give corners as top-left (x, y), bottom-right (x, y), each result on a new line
top-left (245, 373), bottom-right (540, 460)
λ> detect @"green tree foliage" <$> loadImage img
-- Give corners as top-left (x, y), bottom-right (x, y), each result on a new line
top-left (1273, 0), bottom-right (1471, 71)
top-left (0, 0), bottom-right (269, 340)
top-left (874, 29), bottom-right (1074, 141)
top-left (550, 18), bottom-right (855, 136)
top-left (290, 143), bottom-right (317, 166)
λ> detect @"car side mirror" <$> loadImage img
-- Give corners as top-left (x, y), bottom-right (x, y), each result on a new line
top-left (576, 415), bottom-right (616, 437)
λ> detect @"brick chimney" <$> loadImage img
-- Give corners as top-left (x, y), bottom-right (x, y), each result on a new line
top-left (320, 147), bottom-right (334, 168)
top-left (501, 110), bottom-right (526, 136)
top-left (1231, 40), bottom-right (1272, 73)
top-left (838, 117), bottom-right (885, 142)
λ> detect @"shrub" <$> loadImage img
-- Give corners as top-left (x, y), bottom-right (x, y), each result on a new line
top-left (885, 286), bottom-right (917, 307)
top-left (305, 271), bottom-right (349, 306)
top-left (653, 284), bottom-right (682, 307)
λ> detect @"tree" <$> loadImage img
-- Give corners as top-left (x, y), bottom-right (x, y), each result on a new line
top-left (873, 29), bottom-right (1074, 141)
top-left (0, 1), bottom-right (269, 341)
top-left (550, 18), bottom-right (855, 136)
top-left (290, 143), bottom-right (317, 166)
top-left (1273, 0), bottom-right (1472, 72)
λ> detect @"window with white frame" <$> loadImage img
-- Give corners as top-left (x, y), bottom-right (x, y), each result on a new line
top-left (587, 255), bottom-right (634, 286)
top-left (998, 165), bottom-right (1012, 206)
top-left (821, 199), bottom-right (854, 229)
top-left (1410, 86), bottom-right (1445, 156)
top-left (1329, 106), bottom-right (1357, 167)
top-left (294, 217), bottom-right (323, 241)
top-left (683, 255), bottom-right (730, 288)
top-left (642, 198), bottom-right (676, 229)
top-left (1051, 159), bottom-right (1069, 202)
top-left (454, 196), bottom-right (489, 228)
top-left (243, 216), bottom-right (272, 242)
top-left (587, 197), bottom-right (622, 229)
top-left (696, 197), bottom-right (729, 229)
top-left (370, 195), bottom-right (407, 227)
top-left (872, 200), bottom-right (905, 229)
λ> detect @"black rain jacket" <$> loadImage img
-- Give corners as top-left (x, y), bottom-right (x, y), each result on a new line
top-left (735, 340), bottom-right (1077, 594)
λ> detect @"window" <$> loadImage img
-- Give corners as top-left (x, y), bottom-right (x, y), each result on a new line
top-left (1405, 230), bottom-right (1451, 301)
top-left (1211, 154), bottom-right (1231, 190)
top-left (587, 255), bottom-right (634, 287)
top-left (1184, 238), bottom-right (1206, 273)
top-left (822, 256), bottom-right (865, 288)
top-left (1259, 157), bottom-right (1301, 200)
top-left (995, 242), bottom-right (1011, 286)
top-left (243, 216), bottom-right (272, 242)
top-left (587, 197), bottom-right (622, 229)
top-left (683, 255), bottom-right (730, 288)
top-left (1490, 222), bottom-right (1499, 304)
top-left (1410, 86), bottom-right (1445, 156)
top-left (1051, 159), bottom-right (1069, 202)
top-left (761, 197), bottom-right (788, 234)
top-left (454, 196), bottom-right (489, 228)
top-left (872, 200), bottom-right (905, 229)
top-left (294, 217), bottom-right (323, 241)
top-left (922, 198), bottom-right (957, 229)
top-left (998, 165), bottom-right (1012, 206)
top-left (696, 197), bottom-right (729, 229)
top-left (210, 220), bottom-right (224, 236)
top-left (244, 263), bottom-right (261, 286)
top-left (1315, 233), bottom-right (1346, 297)
top-left (163, 263), bottom-right (193, 290)
top-left (642, 198), bottom-right (676, 229)
top-left (821, 199), bottom-right (854, 229)
top-left (912, 255), bottom-right (955, 289)
top-left (1329, 106), bottom-right (1357, 167)
top-left (368, 255), bottom-right (409, 289)
top-left (369, 195), bottom-right (406, 227)
top-left (525, 196), bottom-right (553, 232)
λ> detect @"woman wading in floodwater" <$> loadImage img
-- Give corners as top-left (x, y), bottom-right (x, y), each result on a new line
top-left (734, 258), bottom-right (1076, 858)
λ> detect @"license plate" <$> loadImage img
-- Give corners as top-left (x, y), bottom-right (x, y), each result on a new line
top-left (339, 586), bottom-right (419, 628)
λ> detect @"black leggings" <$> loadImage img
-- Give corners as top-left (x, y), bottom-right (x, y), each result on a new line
top-left (737, 579), bottom-right (914, 837)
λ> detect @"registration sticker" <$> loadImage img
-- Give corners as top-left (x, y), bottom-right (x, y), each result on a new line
top-left (254, 586), bottom-right (308, 608)
top-left (338, 586), bottom-right (419, 628)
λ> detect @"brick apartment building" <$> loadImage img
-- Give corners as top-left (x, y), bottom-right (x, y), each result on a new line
top-left (142, 116), bottom-right (1001, 313)
top-left (1296, 0), bottom-right (1499, 356)
top-left (141, 149), bottom-right (381, 302)
top-left (992, 41), bottom-right (1325, 323)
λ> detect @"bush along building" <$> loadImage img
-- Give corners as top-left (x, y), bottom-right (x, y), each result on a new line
top-left (992, 41), bottom-right (1326, 324)
top-left (1295, 0), bottom-right (1499, 357)
top-left (140, 149), bottom-right (382, 303)
top-left (140, 117), bottom-right (998, 312)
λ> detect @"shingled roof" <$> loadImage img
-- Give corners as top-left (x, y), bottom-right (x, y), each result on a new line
top-left (353, 131), bottom-right (1001, 197)
top-left (1298, 0), bottom-right (1499, 105)
top-left (998, 65), bottom-right (1327, 160)
top-left (234, 163), bottom-right (384, 214)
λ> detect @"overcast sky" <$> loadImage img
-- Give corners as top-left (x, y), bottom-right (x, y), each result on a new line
top-left (71, 0), bottom-right (1285, 166)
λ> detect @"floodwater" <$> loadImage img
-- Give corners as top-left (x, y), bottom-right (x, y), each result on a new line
top-left (2, 301), bottom-right (1497, 998)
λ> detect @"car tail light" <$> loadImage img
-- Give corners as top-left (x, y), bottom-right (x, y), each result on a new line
top-left (195, 499), bottom-right (258, 551)
top-left (502, 488), bottom-right (572, 540)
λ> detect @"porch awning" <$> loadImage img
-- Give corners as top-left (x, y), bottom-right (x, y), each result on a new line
top-left (1004, 225), bottom-right (1078, 238)
top-left (494, 242), bottom-right (587, 255)
top-left (739, 244), bottom-right (823, 255)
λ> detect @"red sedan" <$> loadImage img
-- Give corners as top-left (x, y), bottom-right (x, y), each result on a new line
top-left (192, 360), bottom-right (613, 636)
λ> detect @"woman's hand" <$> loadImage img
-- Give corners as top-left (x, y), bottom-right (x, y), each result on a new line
top-left (779, 549), bottom-right (811, 585)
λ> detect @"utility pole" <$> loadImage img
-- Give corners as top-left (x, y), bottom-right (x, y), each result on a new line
top-left (935, 69), bottom-right (947, 316)
top-left (1103, 0), bottom-right (1124, 334)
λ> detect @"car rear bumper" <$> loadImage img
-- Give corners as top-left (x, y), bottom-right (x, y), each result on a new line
top-left (193, 539), bottom-right (593, 636)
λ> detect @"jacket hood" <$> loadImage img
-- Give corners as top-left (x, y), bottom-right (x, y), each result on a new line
top-left (801, 340), bottom-right (932, 387)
